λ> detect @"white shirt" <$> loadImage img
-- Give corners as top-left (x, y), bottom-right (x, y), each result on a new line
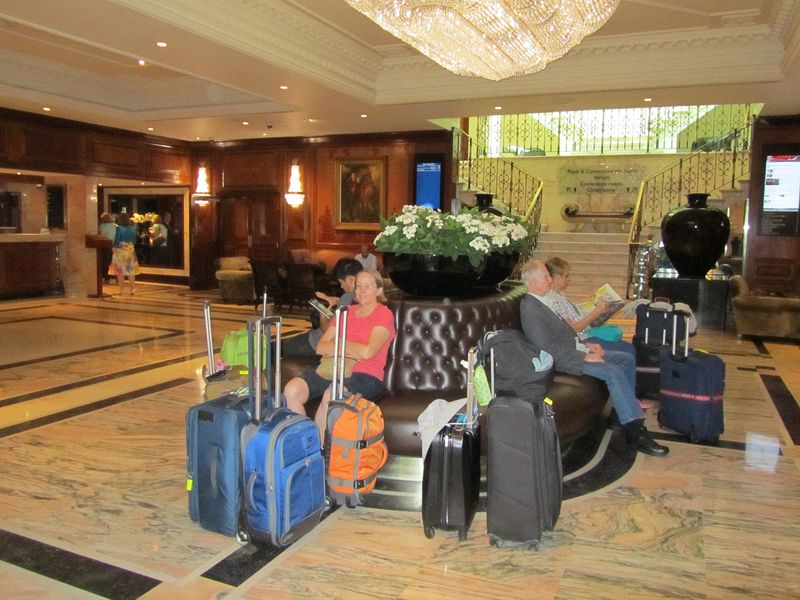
top-left (355, 252), bottom-right (377, 272)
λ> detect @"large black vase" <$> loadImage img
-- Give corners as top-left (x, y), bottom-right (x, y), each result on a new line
top-left (661, 193), bottom-right (730, 278)
top-left (383, 253), bottom-right (486, 297)
top-left (475, 251), bottom-right (520, 288)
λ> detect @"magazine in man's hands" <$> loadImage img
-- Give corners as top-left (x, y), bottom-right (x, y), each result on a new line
top-left (308, 298), bottom-right (334, 320)
top-left (574, 284), bottom-right (626, 328)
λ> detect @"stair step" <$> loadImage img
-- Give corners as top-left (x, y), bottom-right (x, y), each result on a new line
top-left (538, 231), bottom-right (628, 244)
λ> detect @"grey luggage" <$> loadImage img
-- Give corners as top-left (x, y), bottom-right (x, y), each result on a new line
top-left (485, 342), bottom-right (562, 550)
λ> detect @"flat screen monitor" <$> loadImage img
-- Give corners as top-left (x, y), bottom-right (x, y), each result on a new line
top-left (760, 147), bottom-right (800, 236)
top-left (414, 154), bottom-right (445, 211)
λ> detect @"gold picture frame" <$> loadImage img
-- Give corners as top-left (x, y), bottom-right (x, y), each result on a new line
top-left (335, 158), bottom-right (386, 230)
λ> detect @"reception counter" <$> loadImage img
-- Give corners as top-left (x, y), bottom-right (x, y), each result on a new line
top-left (0, 233), bottom-right (66, 298)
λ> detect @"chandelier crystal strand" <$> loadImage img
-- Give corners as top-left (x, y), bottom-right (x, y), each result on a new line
top-left (345, 0), bottom-right (620, 81)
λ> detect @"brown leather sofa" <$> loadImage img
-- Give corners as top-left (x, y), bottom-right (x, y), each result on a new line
top-left (729, 275), bottom-right (800, 340)
top-left (282, 282), bottom-right (609, 457)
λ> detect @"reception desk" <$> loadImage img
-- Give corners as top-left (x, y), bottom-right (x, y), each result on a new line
top-left (0, 233), bottom-right (66, 299)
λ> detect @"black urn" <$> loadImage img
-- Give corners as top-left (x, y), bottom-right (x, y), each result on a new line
top-left (475, 193), bottom-right (502, 216)
top-left (660, 193), bottom-right (730, 278)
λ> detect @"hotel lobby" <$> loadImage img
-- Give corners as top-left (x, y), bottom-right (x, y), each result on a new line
top-left (1, 1), bottom-right (800, 598)
top-left (0, 282), bottom-right (799, 599)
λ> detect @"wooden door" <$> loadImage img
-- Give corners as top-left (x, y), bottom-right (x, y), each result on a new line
top-left (218, 192), bottom-right (281, 261)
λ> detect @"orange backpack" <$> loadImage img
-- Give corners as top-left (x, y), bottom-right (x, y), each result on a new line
top-left (325, 393), bottom-right (388, 507)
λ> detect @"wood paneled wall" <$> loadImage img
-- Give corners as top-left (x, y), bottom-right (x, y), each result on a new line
top-left (0, 108), bottom-right (453, 289)
top-left (0, 108), bottom-right (191, 183)
top-left (745, 115), bottom-right (800, 294)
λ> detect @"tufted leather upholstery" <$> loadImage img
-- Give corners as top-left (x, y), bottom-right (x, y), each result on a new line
top-left (281, 282), bottom-right (609, 456)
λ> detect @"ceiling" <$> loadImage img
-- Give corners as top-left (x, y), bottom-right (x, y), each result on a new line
top-left (0, 0), bottom-right (798, 143)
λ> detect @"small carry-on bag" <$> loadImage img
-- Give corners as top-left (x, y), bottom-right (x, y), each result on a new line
top-left (633, 302), bottom-right (690, 400)
top-left (220, 290), bottom-right (270, 370)
top-left (658, 313), bottom-right (725, 444)
top-left (241, 317), bottom-right (326, 547)
top-left (186, 302), bottom-right (260, 537)
top-left (485, 339), bottom-right (562, 550)
top-left (421, 347), bottom-right (481, 541)
top-left (325, 306), bottom-right (388, 508)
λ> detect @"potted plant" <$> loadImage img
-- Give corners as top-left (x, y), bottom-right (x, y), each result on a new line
top-left (374, 205), bottom-right (535, 296)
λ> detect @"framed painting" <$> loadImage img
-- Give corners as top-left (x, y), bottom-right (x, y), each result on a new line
top-left (335, 158), bottom-right (386, 230)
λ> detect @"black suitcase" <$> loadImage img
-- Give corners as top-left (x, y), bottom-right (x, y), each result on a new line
top-left (658, 315), bottom-right (725, 444)
top-left (485, 347), bottom-right (562, 550)
top-left (421, 347), bottom-right (481, 540)
top-left (633, 302), bottom-right (689, 400)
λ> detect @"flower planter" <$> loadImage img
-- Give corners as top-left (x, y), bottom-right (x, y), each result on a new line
top-left (475, 251), bottom-right (520, 288)
top-left (383, 253), bottom-right (487, 297)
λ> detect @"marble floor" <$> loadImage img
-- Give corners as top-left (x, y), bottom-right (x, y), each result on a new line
top-left (0, 283), bottom-right (798, 599)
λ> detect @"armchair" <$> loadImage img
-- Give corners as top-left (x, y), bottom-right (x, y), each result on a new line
top-left (729, 275), bottom-right (800, 340)
top-left (214, 256), bottom-right (254, 304)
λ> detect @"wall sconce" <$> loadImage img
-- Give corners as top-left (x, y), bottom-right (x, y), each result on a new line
top-left (194, 166), bottom-right (211, 196)
top-left (192, 165), bottom-right (211, 206)
top-left (285, 162), bottom-right (305, 208)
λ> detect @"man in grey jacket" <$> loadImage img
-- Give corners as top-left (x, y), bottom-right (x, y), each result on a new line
top-left (519, 259), bottom-right (668, 457)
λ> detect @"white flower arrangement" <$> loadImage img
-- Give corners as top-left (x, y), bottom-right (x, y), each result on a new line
top-left (374, 205), bottom-right (535, 267)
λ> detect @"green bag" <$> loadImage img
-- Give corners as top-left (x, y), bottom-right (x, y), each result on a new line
top-left (586, 324), bottom-right (623, 343)
top-left (473, 363), bottom-right (493, 406)
top-left (219, 327), bottom-right (268, 370)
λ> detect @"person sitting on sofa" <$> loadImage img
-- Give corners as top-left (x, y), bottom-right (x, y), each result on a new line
top-left (281, 258), bottom-right (363, 358)
top-left (520, 259), bottom-right (668, 457)
top-left (283, 270), bottom-right (396, 439)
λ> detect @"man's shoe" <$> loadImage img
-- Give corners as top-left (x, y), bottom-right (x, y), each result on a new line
top-left (632, 430), bottom-right (669, 457)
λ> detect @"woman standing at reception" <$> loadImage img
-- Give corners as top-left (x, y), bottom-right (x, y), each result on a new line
top-left (110, 212), bottom-right (139, 295)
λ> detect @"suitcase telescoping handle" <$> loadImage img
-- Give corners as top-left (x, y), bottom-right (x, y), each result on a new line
top-left (466, 347), bottom-right (479, 425)
top-left (250, 315), bottom-right (282, 422)
top-left (670, 310), bottom-right (690, 359)
top-left (260, 287), bottom-right (268, 319)
top-left (203, 300), bottom-right (217, 375)
top-left (330, 305), bottom-right (348, 401)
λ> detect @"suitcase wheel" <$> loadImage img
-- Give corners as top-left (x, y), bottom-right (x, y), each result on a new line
top-left (489, 534), bottom-right (503, 548)
top-left (457, 529), bottom-right (468, 541)
top-left (424, 526), bottom-right (435, 539)
top-left (528, 540), bottom-right (539, 552)
top-left (235, 528), bottom-right (250, 546)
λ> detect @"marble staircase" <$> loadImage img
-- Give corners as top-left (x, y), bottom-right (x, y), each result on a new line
top-left (532, 231), bottom-right (630, 300)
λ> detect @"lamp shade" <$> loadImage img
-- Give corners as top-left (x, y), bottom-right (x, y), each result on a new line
top-left (285, 163), bottom-right (305, 208)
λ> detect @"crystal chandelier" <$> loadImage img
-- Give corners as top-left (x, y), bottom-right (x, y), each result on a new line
top-left (344, 0), bottom-right (620, 81)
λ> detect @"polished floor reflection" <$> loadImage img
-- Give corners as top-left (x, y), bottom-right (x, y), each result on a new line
top-left (0, 283), bottom-right (798, 599)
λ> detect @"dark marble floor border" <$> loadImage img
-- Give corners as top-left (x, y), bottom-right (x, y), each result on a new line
top-left (0, 529), bottom-right (160, 599)
top-left (0, 353), bottom-right (207, 408)
top-left (0, 378), bottom-right (193, 438)
top-left (761, 373), bottom-right (800, 445)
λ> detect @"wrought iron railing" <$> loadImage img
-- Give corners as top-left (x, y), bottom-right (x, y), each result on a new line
top-left (452, 128), bottom-right (544, 235)
top-left (471, 103), bottom-right (759, 157)
top-left (626, 118), bottom-right (754, 297)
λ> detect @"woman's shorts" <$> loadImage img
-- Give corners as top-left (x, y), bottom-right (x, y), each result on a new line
top-left (300, 369), bottom-right (385, 401)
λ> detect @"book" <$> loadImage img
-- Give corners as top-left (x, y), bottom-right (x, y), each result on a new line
top-left (308, 298), bottom-right (334, 320)
top-left (574, 284), bottom-right (626, 328)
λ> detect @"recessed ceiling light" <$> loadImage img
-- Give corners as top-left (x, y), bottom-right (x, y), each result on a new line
top-left (262, 132), bottom-right (268, 136)
top-left (16, 172), bottom-right (21, 175)
top-left (494, 105), bottom-right (502, 110)
top-left (156, 41), bottom-right (168, 48)
top-left (360, 114), bottom-right (367, 118)
top-left (195, 137), bottom-right (200, 140)
top-left (279, 85), bottom-right (288, 90)
top-left (42, 107), bottom-right (51, 112)
top-left (147, 127), bottom-right (154, 131)
top-left (138, 59), bottom-right (146, 66)
top-left (307, 118), bottom-right (317, 123)
top-left (242, 121), bottom-right (249, 126)
top-left (644, 97), bottom-right (653, 102)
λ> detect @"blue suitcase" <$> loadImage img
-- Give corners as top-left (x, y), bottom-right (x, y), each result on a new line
top-left (658, 316), bottom-right (725, 444)
top-left (186, 304), bottom-right (263, 537)
top-left (241, 317), bottom-right (326, 547)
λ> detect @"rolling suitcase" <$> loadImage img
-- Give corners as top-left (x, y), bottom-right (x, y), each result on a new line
top-left (658, 314), bottom-right (725, 444)
top-left (633, 302), bottom-right (689, 400)
top-left (186, 306), bottom-right (266, 537)
top-left (325, 306), bottom-right (388, 507)
top-left (485, 345), bottom-right (562, 550)
top-left (421, 347), bottom-right (481, 541)
top-left (241, 316), bottom-right (327, 547)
